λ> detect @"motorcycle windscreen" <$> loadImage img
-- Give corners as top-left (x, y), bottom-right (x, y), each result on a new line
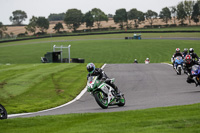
top-left (191, 65), bottom-right (200, 75)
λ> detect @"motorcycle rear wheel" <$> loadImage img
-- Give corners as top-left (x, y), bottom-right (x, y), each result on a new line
top-left (0, 104), bottom-right (7, 119)
top-left (94, 91), bottom-right (108, 109)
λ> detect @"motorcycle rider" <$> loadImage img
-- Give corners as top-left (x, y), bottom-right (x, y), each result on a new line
top-left (87, 63), bottom-right (121, 97)
top-left (145, 58), bottom-right (150, 64)
top-left (172, 48), bottom-right (184, 68)
top-left (185, 55), bottom-right (199, 86)
top-left (189, 48), bottom-right (199, 61)
top-left (134, 59), bottom-right (138, 64)
top-left (182, 48), bottom-right (188, 57)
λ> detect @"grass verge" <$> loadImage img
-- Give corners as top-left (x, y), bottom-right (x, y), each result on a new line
top-left (0, 103), bottom-right (200, 133)
top-left (0, 63), bottom-right (103, 114)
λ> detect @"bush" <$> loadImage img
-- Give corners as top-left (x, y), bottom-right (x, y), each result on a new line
top-left (169, 24), bottom-right (177, 27)
top-left (35, 32), bottom-right (47, 36)
top-left (17, 33), bottom-right (26, 37)
top-left (75, 27), bottom-right (117, 33)
top-left (179, 23), bottom-right (188, 26)
top-left (144, 25), bottom-right (152, 28)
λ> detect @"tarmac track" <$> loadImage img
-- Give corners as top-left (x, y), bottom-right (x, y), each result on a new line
top-left (9, 63), bottom-right (200, 118)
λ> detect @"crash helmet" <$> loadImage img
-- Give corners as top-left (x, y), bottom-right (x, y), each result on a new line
top-left (183, 48), bottom-right (188, 54)
top-left (176, 48), bottom-right (180, 53)
top-left (87, 63), bottom-right (95, 74)
top-left (135, 59), bottom-right (137, 61)
top-left (146, 58), bottom-right (149, 61)
top-left (189, 48), bottom-right (194, 54)
top-left (185, 54), bottom-right (192, 64)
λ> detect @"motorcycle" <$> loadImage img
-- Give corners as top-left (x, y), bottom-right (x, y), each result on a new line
top-left (87, 76), bottom-right (125, 109)
top-left (191, 65), bottom-right (200, 86)
top-left (174, 56), bottom-right (184, 75)
top-left (0, 104), bottom-right (7, 119)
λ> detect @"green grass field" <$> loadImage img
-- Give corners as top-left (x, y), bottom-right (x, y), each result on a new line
top-left (0, 33), bottom-right (200, 64)
top-left (0, 63), bottom-right (102, 114)
top-left (0, 33), bottom-right (200, 132)
top-left (0, 103), bottom-right (200, 133)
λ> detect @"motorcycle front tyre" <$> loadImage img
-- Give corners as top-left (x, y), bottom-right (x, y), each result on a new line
top-left (93, 91), bottom-right (108, 109)
top-left (178, 67), bottom-right (181, 75)
top-left (118, 95), bottom-right (126, 107)
top-left (0, 104), bottom-right (7, 119)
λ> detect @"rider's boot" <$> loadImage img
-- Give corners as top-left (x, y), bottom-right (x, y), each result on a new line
top-left (114, 86), bottom-right (121, 98)
top-left (193, 77), bottom-right (199, 87)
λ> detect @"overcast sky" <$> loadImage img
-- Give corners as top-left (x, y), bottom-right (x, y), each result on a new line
top-left (0, 0), bottom-right (188, 25)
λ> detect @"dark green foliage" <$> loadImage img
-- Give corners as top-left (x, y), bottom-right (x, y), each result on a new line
top-left (53, 22), bottom-right (64, 33)
top-left (48, 13), bottom-right (65, 21)
top-left (145, 10), bottom-right (158, 27)
top-left (128, 8), bottom-right (145, 28)
top-left (9, 10), bottom-right (27, 25)
top-left (83, 11), bottom-right (94, 28)
top-left (36, 17), bottom-right (49, 33)
top-left (0, 22), bottom-right (7, 38)
top-left (114, 8), bottom-right (127, 29)
top-left (64, 9), bottom-right (83, 32)
top-left (25, 16), bottom-right (38, 35)
top-left (177, 2), bottom-right (187, 25)
top-left (91, 8), bottom-right (108, 29)
top-left (192, 2), bottom-right (200, 25)
top-left (159, 7), bottom-right (171, 24)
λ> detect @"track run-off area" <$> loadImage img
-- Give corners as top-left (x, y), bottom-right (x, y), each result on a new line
top-left (9, 63), bottom-right (200, 118)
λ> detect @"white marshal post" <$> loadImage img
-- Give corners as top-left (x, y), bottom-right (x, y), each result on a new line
top-left (53, 45), bottom-right (71, 63)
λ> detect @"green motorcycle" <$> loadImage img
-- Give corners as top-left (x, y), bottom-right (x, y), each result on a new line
top-left (87, 76), bottom-right (125, 109)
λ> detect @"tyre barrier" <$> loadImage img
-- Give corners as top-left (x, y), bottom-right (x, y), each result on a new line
top-left (70, 58), bottom-right (85, 63)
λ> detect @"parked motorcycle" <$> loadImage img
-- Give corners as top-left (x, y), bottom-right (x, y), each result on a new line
top-left (191, 65), bottom-right (200, 86)
top-left (0, 104), bottom-right (7, 119)
top-left (174, 56), bottom-right (184, 75)
top-left (87, 76), bottom-right (125, 109)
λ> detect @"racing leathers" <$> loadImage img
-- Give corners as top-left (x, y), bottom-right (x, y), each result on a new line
top-left (189, 53), bottom-right (199, 61)
top-left (87, 68), bottom-right (120, 95)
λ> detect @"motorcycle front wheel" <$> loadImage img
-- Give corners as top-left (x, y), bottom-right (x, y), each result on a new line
top-left (118, 95), bottom-right (126, 107)
top-left (0, 104), bottom-right (7, 119)
top-left (93, 91), bottom-right (108, 109)
top-left (178, 67), bottom-right (181, 75)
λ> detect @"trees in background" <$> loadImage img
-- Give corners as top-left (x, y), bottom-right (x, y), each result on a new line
top-left (145, 10), bottom-right (158, 27)
top-left (128, 8), bottom-right (145, 28)
top-left (177, 1), bottom-right (187, 25)
top-left (170, 6), bottom-right (177, 24)
top-left (91, 8), bottom-right (108, 29)
top-left (64, 9), bottom-right (83, 32)
top-left (0, 22), bottom-right (7, 38)
top-left (48, 13), bottom-right (65, 21)
top-left (113, 8), bottom-right (127, 29)
top-left (25, 16), bottom-right (38, 35)
top-left (192, 1), bottom-right (200, 25)
top-left (53, 22), bottom-right (64, 33)
top-left (159, 7), bottom-right (171, 24)
top-left (25, 16), bottom-right (49, 34)
top-left (9, 10), bottom-right (27, 25)
top-left (9, 0), bottom-right (200, 36)
top-left (83, 11), bottom-right (94, 29)
top-left (184, 0), bottom-right (195, 25)
top-left (36, 17), bottom-right (49, 33)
